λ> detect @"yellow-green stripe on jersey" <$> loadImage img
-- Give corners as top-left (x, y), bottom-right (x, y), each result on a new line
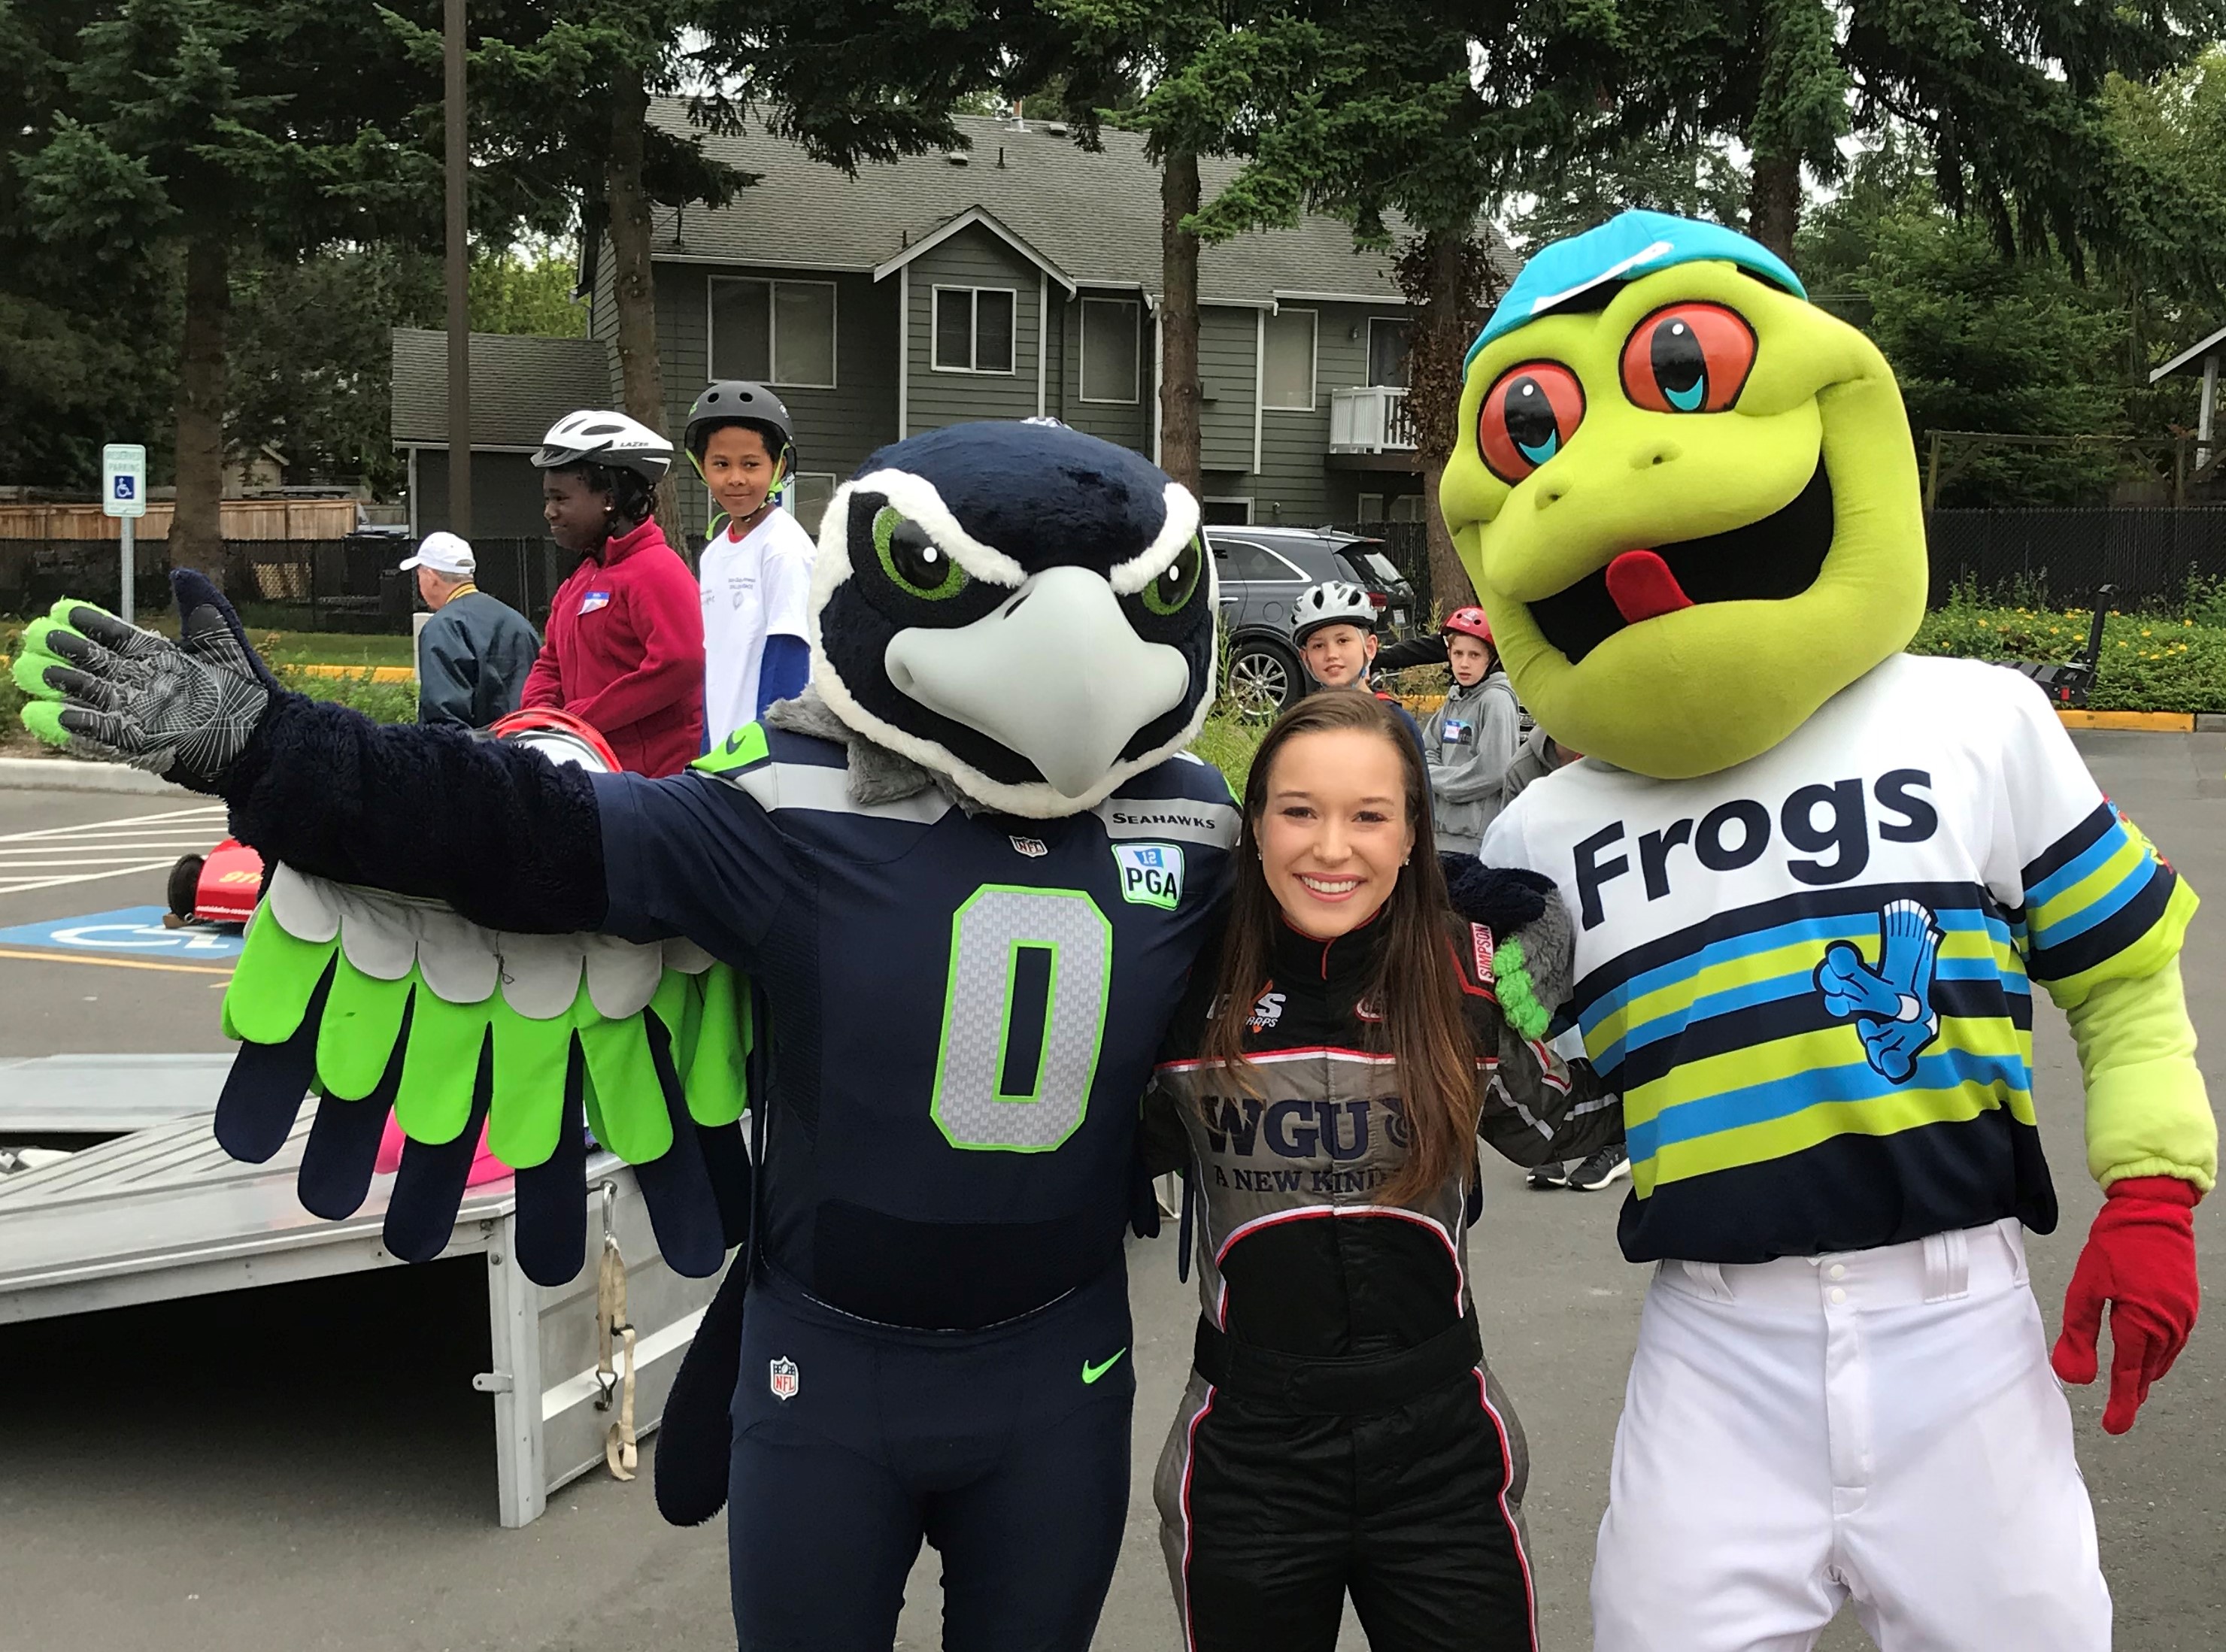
top-left (1572, 801), bottom-right (2187, 1262)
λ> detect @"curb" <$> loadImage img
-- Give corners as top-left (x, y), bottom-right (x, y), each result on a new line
top-left (2058, 711), bottom-right (2197, 732)
top-left (1389, 695), bottom-right (2221, 734)
top-left (285, 663), bottom-right (415, 684)
top-left (0, 756), bottom-right (181, 795)
top-left (4, 655), bottom-right (414, 685)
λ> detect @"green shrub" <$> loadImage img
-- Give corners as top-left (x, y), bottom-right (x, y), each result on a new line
top-left (1189, 714), bottom-right (1267, 797)
top-left (275, 667), bottom-right (418, 723)
top-left (0, 623), bottom-right (23, 732)
top-left (1909, 597), bottom-right (2226, 713)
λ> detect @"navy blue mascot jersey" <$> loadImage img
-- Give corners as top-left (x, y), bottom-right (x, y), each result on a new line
top-left (592, 721), bottom-right (1236, 1329)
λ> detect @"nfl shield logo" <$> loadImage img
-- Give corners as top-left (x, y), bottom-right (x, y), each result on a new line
top-left (1009, 835), bottom-right (1048, 857)
top-left (769, 1356), bottom-right (800, 1402)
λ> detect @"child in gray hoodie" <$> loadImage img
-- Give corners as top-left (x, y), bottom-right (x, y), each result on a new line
top-left (1418, 607), bottom-right (1521, 854)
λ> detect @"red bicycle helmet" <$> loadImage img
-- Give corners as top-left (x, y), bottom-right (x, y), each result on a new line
top-left (1443, 606), bottom-right (1494, 644)
top-left (488, 707), bottom-right (621, 774)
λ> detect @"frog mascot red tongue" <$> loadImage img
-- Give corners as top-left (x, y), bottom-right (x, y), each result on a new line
top-left (1443, 211), bottom-right (2212, 1651)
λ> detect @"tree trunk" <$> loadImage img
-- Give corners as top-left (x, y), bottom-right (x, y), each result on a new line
top-left (1747, 154), bottom-right (1801, 262)
top-left (1397, 230), bottom-right (1492, 615)
top-left (1157, 147), bottom-right (1202, 496)
top-left (605, 75), bottom-right (682, 551)
top-left (171, 233), bottom-right (230, 583)
top-left (1418, 234), bottom-right (1475, 615)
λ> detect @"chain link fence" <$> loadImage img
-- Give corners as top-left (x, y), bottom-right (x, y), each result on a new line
top-left (13, 508), bottom-right (2218, 634)
top-left (0, 536), bottom-right (566, 631)
top-left (1336, 511), bottom-right (2226, 620)
top-left (1924, 508), bottom-right (2226, 609)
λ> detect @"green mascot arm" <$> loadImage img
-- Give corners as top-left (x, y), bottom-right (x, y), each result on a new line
top-left (2070, 961), bottom-right (2217, 1193)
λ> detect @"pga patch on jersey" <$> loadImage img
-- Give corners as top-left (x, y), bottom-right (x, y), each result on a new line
top-left (769, 1356), bottom-right (800, 1402)
top-left (1113, 841), bottom-right (1184, 909)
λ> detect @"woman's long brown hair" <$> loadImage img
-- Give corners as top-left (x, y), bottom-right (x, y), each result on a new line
top-left (1201, 692), bottom-right (1478, 1207)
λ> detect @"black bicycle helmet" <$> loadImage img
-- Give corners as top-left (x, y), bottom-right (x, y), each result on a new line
top-left (685, 381), bottom-right (796, 468)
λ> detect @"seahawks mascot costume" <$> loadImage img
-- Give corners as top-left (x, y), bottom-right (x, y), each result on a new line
top-left (1447, 213), bottom-right (2212, 1650)
top-left (14, 420), bottom-right (1239, 1650)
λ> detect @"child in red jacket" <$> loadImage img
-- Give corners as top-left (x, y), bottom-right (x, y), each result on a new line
top-left (520, 409), bottom-right (705, 776)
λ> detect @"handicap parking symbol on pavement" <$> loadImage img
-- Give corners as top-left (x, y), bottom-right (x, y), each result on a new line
top-left (0, 905), bottom-right (245, 959)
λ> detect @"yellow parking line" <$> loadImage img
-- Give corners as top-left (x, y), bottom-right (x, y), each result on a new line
top-left (0, 944), bottom-right (234, 977)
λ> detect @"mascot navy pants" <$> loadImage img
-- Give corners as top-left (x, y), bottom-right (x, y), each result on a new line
top-left (726, 1259), bottom-right (1135, 1651)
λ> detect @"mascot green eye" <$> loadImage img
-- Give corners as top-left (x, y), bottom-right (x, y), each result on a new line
top-left (873, 505), bottom-right (969, 599)
top-left (1142, 535), bottom-right (1204, 615)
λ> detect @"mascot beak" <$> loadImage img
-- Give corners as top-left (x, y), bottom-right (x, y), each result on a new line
top-left (884, 565), bottom-right (1190, 800)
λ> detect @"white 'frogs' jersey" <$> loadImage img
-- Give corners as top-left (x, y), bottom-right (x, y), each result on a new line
top-left (1481, 653), bottom-right (2192, 1265)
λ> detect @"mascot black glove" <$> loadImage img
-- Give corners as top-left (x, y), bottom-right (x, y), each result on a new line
top-left (13, 571), bottom-right (281, 792)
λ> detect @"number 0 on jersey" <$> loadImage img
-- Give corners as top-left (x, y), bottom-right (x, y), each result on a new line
top-left (930, 886), bottom-right (1112, 1152)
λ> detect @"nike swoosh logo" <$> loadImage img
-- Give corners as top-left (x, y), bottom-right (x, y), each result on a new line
top-left (1081, 1348), bottom-right (1128, 1385)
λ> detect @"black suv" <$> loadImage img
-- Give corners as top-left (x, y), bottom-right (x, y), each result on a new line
top-left (1206, 526), bottom-right (1418, 717)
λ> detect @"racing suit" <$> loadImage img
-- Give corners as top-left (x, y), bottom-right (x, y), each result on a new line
top-left (1144, 905), bottom-right (1618, 1651)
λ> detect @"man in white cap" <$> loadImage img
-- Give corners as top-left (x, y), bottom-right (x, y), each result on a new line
top-left (400, 531), bottom-right (541, 727)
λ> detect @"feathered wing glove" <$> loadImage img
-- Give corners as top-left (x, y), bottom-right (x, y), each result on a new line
top-left (12, 571), bottom-right (280, 790)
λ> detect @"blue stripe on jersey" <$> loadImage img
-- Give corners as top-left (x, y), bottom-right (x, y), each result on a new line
top-left (1625, 1043), bottom-right (2034, 1165)
top-left (1579, 889), bottom-right (2024, 1075)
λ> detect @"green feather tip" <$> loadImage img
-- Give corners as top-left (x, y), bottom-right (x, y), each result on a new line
top-left (20, 700), bottom-right (71, 749)
top-left (1493, 933), bottom-right (1551, 1041)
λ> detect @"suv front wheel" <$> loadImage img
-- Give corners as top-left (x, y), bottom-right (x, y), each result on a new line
top-left (1224, 637), bottom-right (1303, 721)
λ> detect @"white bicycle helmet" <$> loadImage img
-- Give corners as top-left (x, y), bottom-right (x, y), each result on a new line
top-left (1292, 580), bottom-right (1378, 644)
top-left (532, 410), bottom-right (674, 480)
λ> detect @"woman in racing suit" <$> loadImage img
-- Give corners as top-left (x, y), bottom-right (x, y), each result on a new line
top-left (1145, 690), bottom-right (1616, 1651)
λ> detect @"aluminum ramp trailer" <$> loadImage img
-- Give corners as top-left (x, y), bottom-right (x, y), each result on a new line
top-left (0, 1096), bottom-right (718, 1527)
top-left (0, 1051), bottom-right (235, 1135)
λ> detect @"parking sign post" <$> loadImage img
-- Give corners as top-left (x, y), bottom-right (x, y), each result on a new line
top-left (102, 444), bottom-right (147, 625)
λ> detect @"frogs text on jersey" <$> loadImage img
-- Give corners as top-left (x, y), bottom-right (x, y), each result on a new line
top-left (1572, 768), bottom-right (1939, 928)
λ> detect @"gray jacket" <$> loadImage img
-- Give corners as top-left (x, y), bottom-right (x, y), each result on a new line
top-left (1498, 720), bottom-right (1569, 810)
top-left (1419, 671), bottom-right (1521, 854)
top-left (417, 590), bottom-right (542, 729)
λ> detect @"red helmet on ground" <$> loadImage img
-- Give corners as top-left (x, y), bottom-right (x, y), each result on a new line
top-left (487, 707), bottom-right (621, 774)
top-left (1443, 606), bottom-right (1494, 644)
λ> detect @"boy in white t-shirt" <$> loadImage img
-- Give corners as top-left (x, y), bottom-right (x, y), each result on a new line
top-left (687, 380), bottom-right (817, 744)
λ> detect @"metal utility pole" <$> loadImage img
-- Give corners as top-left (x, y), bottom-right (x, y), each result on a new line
top-left (444, 0), bottom-right (472, 538)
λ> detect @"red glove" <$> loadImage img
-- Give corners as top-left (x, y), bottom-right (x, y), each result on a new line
top-left (2050, 1176), bottom-right (2202, 1434)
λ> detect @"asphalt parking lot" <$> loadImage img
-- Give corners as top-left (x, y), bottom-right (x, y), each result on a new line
top-left (2, 731), bottom-right (2222, 1650)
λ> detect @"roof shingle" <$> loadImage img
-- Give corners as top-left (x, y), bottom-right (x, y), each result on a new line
top-left (390, 329), bottom-right (614, 449)
top-left (651, 108), bottom-right (1498, 303)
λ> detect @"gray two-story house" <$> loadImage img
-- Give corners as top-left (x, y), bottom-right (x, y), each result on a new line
top-left (400, 107), bottom-right (1450, 545)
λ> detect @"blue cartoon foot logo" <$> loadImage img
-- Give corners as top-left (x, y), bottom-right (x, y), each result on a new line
top-left (1814, 899), bottom-right (1943, 1083)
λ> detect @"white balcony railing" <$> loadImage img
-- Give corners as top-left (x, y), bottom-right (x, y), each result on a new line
top-left (1327, 385), bottom-right (1416, 454)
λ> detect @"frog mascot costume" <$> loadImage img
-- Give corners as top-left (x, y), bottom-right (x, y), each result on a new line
top-left (1445, 212), bottom-right (2212, 1650)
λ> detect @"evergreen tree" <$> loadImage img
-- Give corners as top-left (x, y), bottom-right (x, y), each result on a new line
top-left (17, 0), bottom-right (438, 575)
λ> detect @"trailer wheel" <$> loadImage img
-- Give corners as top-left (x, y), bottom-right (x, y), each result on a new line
top-left (168, 853), bottom-right (205, 921)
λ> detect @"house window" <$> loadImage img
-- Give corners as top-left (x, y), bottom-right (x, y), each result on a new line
top-left (1199, 497), bottom-right (1252, 526)
top-left (933, 287), bottom-right (1017, 373)
top-left (1356, 493), bottom-right (1384, 523)
top-left (1263, 308), bottom-right (1316, 410)
top-left (709, 277), bottom-right (837, 388)
top-left (1368, 318), bottom-right (1410, 389)
top-left (1080, 298), bottom-right (1142, 403)
top-left (1388, 493), bottom-right (1425, 525)
top-left (787, 472), bottom-right (837, 535)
